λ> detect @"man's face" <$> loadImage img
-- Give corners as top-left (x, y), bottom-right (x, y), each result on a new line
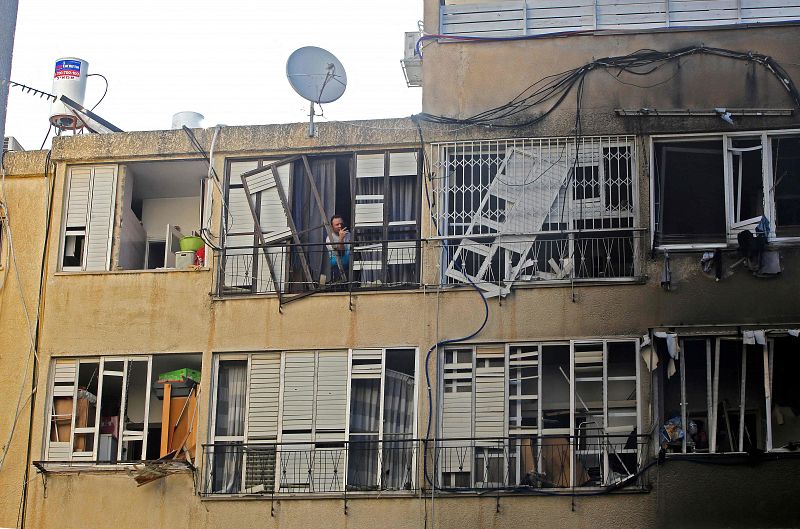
top-left (332, 217), bottom-right (344, 234)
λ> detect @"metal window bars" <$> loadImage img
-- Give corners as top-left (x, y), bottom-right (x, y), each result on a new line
top-left (428, 136), bottom-right (639, 297)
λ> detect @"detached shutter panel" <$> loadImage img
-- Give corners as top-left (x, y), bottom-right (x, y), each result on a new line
top-left (247, 353), bottom-right (281, 440)
top-left (281, 352), bottom-right (316, 438)
top-left (314, 351), bottom-right (348, 441)
top-left (474, 346), bottom-right (506, 439)
top-left (84, 166), bottom-right (117, 271)
top-left (255, 164), bottom-right (292, 291)
top-left (66, 168), bottom-right (91, 228)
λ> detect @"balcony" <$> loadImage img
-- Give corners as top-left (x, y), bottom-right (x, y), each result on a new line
top-left (201, 434), bottom-right (650, 496)
top-left (439, 0), bottom-right (800, 39)
top-left (216, 239), bottom-right (422, 299)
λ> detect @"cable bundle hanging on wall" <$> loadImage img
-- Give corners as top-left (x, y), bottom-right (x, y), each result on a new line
top-left (416, 46), bottom-right (800, 129)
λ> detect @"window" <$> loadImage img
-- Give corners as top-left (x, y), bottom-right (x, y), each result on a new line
top-left (207, 348), bottom-right (417, 495)
top-left (61, 161), bottom-right (207, 272)
top-left (44, 354), bottom-right (202, 463)
top-left (61, 166), bottom-right (117, 271)
top-left (116, 160), bottom-right (206, 270)
top-left (219, 151), bottom-right (420, 296)
top-left (430, 137), bottom-right (638, 296)
top-left (653, 131), bottom-right (800, 247)
top-left (439, 340), bottom-right (641, 489)
top-left (660, 333), bottom-right (800, 454)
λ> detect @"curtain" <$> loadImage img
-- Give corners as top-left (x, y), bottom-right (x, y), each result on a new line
top-left (213, 361), bottom-right (246, 493)
top-left (292, 158), bottom-right (336, 285)
top-left (382, 370), bottom-right (415, 489)
top-left (347, 379), bottom-right (381, 489)
top-left (388, 175), bottom-right (418, 285)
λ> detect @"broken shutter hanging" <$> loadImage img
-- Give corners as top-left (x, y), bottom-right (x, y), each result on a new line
top-left (240, 157), bottom-right (315, 301)
top-left (445, 147), bottom-right (566, 297)
top-left (84, 166), bottom-right (117, 271)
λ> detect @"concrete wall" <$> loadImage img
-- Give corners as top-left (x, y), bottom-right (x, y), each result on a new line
top-left (0, 151), bottom-right (48, 527)
top-left (421, 3), bottom-right (800, 137)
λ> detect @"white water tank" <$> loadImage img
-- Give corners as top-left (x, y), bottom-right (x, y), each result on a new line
top-left (49, 57), bottom-right (89, 130)
top-left (171, 112), bottom-right (204, 129)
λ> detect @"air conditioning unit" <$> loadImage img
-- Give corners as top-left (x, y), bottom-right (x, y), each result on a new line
top-left (401, 31), bottom-right (423, 88)
top-left (3, 136), bottom-right (25, 152)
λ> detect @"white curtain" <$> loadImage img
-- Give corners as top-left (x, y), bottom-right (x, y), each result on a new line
top-left (382, 370), bottom-right (415, 489)
top-left (347, 379), bottom-right (381, 489)
top-left (213, 361), bottom-right (246, 493)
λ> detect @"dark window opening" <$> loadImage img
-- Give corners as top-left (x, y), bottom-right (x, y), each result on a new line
top-left (654, 140), bottom-right (726, 245)
top-left (772, 136), bottom-right (800, 237)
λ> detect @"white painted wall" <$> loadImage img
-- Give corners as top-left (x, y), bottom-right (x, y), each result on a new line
top-left (141, 197), bottom-right (200, 240)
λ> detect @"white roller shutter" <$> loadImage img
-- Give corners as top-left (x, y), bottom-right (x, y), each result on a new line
top-left (281, 352), bottom-right (316, 436)
top-left (474, 346), bottom-right (506, 439)
top-left (65, 168), bottom-right (91, 228)
top-left (84, 166), bottom-right (117, 271)
top-left (247, 353), bottom-right (281, 440)
top-left (314, 350), bottom-right (348, 441)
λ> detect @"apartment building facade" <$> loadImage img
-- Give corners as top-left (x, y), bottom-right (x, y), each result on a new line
top-left (1, 1), bottom-right (800, 528)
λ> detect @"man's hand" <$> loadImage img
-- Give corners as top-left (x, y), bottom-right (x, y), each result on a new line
top-left (338, 228), bottom-right (349, 242)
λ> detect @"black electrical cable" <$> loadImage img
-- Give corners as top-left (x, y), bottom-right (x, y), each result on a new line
top-left (423, 262), bottom-right (489, 487)
top-left (416, 46), bottom-right (800, 129)
top-left (38, 125), bottom-right (52, 151)
top-left (87, 73), bottom-right (108, 112)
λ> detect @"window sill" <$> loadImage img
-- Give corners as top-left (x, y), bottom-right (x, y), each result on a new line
top-left (55, 267), bottom-right (212, 277)
top-left (32, 460), bottom-right (195, 474)
top-left (656, 238), bottom-right (800, 252)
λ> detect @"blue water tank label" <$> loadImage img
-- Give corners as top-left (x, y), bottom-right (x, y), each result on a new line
top-left (55, 59), bottom-right (82, 79)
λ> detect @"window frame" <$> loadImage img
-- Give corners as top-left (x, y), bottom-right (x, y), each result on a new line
top-left (650, 129), bottom-right (800, 250)
top-left (58, 165), bottom-right (118, 272)
top-left (43, 355), bottom-right (155, 464)
top-left (438, 339), bottom-right (642, 489)
top-left (208, 347), bottom-right (420, 495)
top-left (658, 333), bottom-right (784, 455)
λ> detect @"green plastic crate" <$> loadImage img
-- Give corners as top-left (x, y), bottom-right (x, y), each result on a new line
top-left (157, 367), bottom-right (201, 384)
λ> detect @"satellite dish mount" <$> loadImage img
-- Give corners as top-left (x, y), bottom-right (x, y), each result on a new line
top-left (286, 47), bottom-right (347, 137)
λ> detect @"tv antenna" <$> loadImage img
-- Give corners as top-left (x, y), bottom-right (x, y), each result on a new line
top-left (286, 46), bottom-right (347, 137)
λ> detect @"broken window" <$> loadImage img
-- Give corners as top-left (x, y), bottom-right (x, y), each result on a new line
top-left (431, 137), bottom-right (637, 297)
top-left (653, 130), bottom-right (800, 247)
top-left (220, 151), bottom-right (420, 298)
top-left (660, 336), bottom-right (772, 454)
top-left (653, 140), bottom-right (727, 245)
top-left (116, 160), bottom-right (206, 270)
top-left (45, 354), bottom-right (202, 464)
top-left (207, 348), bottom-right (417, 495)
top-left (439, 339), bottom-right (640, 489)
top-left (771, 136), bottom-right (800, 237)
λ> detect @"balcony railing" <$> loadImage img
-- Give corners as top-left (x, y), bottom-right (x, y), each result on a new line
top-left (216, 239), bottom-right (421, 297)
top-left (201, 434), bottom-right (650, 496)
top-left (439, 1), bottom-right (800, 39)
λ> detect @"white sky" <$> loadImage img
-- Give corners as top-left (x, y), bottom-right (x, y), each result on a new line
top-left (6, 0), bottom-right (423, 150)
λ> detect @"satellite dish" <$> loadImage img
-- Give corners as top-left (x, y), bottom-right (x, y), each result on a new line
top-left (286, 46), bottom-right (347, 136)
